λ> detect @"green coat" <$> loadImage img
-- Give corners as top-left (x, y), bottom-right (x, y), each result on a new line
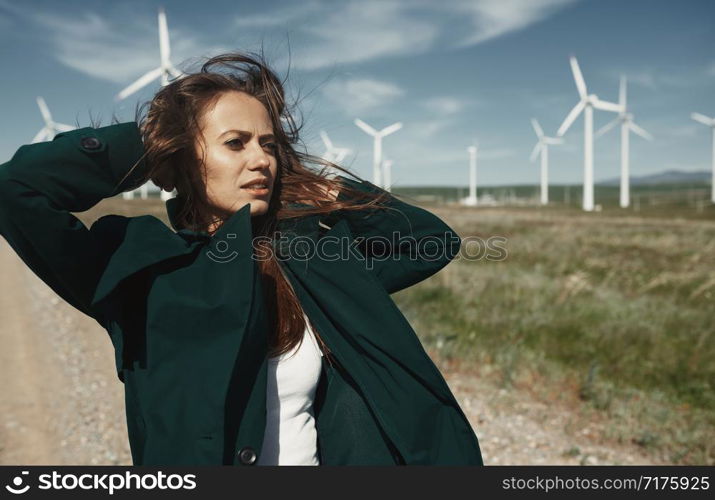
top-left (0, 122), bottom-right (483, 466)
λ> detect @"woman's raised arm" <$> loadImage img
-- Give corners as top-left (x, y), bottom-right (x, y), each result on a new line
top-left (0, 122), bottom-right (147, 327)
top-left (329, 175), bottom-right (462, 295)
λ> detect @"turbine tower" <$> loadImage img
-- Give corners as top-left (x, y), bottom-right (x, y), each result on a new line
top-left (529, 118), bottom-right (563, 205)
top-left (691, 112), bottom-right (715, 203)
top-left (594, 76), bottom-right (653, 208)
top-left (354, 119), bottom-right (402, 188)
top-left (382, 158), bottom-right (393, 192)
top-left (32, 97), bottom-right (75, 143)
top-left (115, 7), bottom-right (184, 101)
top-left (557, 55), bottom-right (624, 211)
top-left (464, 142), bottom-right (478, 206)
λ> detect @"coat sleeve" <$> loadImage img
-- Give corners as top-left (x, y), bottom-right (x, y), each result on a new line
top-left (0, 122), bottom-right (148, 327)
top-left (330, 175), bottom-right (462, 294)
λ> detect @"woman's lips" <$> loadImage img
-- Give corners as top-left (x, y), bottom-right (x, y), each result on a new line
top-left (242, 185), bottom-right (270, 195)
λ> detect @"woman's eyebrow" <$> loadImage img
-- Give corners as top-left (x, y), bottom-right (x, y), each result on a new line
top-left (219, 129), bottom-right (275, 140)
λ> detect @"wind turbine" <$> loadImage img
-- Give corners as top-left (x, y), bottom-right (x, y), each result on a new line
top-left (464, 141), bottom-right (478, 206)
top-left (32, 97), bottom-right (75, 143)
top-left (557, 55), bottom-right (624, 211)
top-left (594, 76), bottom-right (653, 208)
top-left (691, 112), bottom-right (715, 203)
top-left (115, 7), bottom-right (184, 101)
top-left (354, 119), bottom-right (402, 188)
top-left (319, 130), bottom-right (352, 175)
top-left (123, 182), bottom-right (173, 201)
top-left (529, 118), bottom-right (563, 205)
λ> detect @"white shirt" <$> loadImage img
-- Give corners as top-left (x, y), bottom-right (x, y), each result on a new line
top-left (257, 313), bottom-right (323, 465)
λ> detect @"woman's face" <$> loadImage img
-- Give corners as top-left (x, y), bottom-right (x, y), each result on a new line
top-left (195, 91), bottom-right (278, 220)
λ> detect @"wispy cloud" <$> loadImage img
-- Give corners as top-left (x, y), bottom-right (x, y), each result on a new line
top-left (408, 118), bottom-right (454, 138)
top-left (421, 96), bottom-right (478, 115)
top-left (320, 77), bottom-right (405, 115)
top-left (451, 0), bottom-right (579, 48)
top-left (237, 0), bottom-right (577, 71)
top-left (669, 124), bottom-right (700, 138)
top-left (234, 1), bottom-right (325, 28)
top-left (617, 68), bottom-right (705, 90)
top-left (626, 71), bottom-right (658, 90)
top-left (1, 3), bottom-right (224, 85)
top-left (270, 1), bottom-right (439, 71)
top-left (3, 0), bottom-right (578, 82)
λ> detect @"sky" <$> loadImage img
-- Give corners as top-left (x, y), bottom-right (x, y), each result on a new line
top-left (0, 0), bottom-right (713, 188)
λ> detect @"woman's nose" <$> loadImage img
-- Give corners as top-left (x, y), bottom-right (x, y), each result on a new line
top-left (247, 143), bottom-right (271, 169)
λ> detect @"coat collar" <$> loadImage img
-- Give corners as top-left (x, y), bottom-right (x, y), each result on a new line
top-left (92, 197), bottom-right (327, 309)
top-left (165, 196), bottom-right (319, 239)
top-left (91, 200), bottom-right (254, 308)
top-left (165, 195), bottom-right (268, 246)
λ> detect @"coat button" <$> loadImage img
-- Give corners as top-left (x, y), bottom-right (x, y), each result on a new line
top-left (238, 446), bottom-right (257, 465)
top-left (80, 136), bottom-right (102, 150)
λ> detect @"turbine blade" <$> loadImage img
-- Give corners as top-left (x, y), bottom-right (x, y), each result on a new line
top-left (159, 7), bottom-right (170, 65)
top-left (32, 127), bottom-right (48, 143)
top-left (354, 118), bottom-right (377, 135)
top-left (36, 96), bottom-right (52, 124)
top-left (116, 67), bottom-right (163, 100)
top-left (570, 56), bottom-right (587, 99)
top-left (55, 123), bottom-right (76, 132)
top-left (531, 118), bottom-right (544, 138)
top-left (629, 122), bottom-right (653, 141)
top-left (620, 75), bottom-right (627, 108)
top-left (593, 98), bottom-right (623, 113)
top-left (168, 65), bottom-right (184, 79)
top-left (691, 112), bottom-right (714, 126)
top-left (529, 142), bottom-right (542, 162)
top-left (333, 147), bottom-right (351, 163)
top-left (380, 122), bottom-right (402, 136)
top-left (319, 130), bottom-right (333, 149)
top-left (544, 136), bottom-right (564, 145)
top-left (594, 118), bottom-right (620, 139)
top-left (557, 100), bottom-right (585, 136)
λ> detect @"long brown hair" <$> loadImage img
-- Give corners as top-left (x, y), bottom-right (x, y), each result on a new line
top-left (130, 50), bottom-right (392, 361)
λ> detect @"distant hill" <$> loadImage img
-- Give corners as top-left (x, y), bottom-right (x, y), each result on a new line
top-left (596, 169), bottom-right (710, 186)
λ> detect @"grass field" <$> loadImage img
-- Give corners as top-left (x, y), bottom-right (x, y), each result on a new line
top-left (85, 184), bottom-right (715, 465)
top-left (390, 187), bottom-right (715, 465)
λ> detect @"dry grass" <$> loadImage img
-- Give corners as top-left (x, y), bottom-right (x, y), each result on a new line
top-left (394, 202), bottom-right (715, 465)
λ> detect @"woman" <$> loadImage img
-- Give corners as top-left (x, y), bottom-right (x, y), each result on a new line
top-left (0, 51), bottom-right (483, 466)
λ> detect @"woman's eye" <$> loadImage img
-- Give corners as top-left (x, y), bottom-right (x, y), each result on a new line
top-left (226, 139), bottom-right (243, 148)
top-left (264, 143), bottom-right (278, 152)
